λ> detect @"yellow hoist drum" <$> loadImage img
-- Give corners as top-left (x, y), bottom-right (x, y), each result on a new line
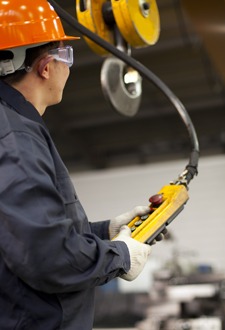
top-left (76, 0), bottom-right (114, 55)
top-left (76, 0), bottom-right (160, 54)
top-left (111, 0), bottom-right (160, 48)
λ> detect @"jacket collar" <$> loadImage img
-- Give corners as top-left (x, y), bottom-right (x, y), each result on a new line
top-left (0, 80), bottom-right (47, 128)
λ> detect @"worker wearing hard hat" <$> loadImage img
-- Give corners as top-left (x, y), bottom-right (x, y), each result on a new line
top-left (0, 1), bottom-right (152, 329)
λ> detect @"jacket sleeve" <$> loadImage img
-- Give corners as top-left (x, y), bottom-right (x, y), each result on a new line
top-left (0, 130), bottom-right (130, 294)
top-left (89, 220), bottom-right (110, 240)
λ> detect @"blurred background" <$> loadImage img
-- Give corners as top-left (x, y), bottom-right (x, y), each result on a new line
top-left (46, 0), bottom-right (225, 329)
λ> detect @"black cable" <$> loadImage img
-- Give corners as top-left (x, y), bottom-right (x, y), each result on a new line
top-left (49, 0), bottom-right (199, 184)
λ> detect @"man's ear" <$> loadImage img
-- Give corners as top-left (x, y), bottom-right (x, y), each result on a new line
top-left (37, 57), bottom-right (52, 79)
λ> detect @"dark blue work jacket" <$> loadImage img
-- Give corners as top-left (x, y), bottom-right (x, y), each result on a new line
top-left (0, 81), bottom-right (130, 330)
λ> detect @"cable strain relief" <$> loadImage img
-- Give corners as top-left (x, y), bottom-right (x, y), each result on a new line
top-left (185, 149), bottom-right (199, 183)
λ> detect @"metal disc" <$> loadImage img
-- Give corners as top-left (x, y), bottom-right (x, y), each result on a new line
top-left (101, 57), bottom-right (142, 116)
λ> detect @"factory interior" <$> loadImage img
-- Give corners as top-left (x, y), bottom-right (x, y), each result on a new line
top-left (46, 0), bottom-right (225, 329)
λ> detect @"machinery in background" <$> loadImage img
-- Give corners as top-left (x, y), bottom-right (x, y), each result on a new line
top-left (166, 318), bottom-right (222, 329)
top-left (137, 257), bottom-right (225, 330)
top-left (93, 250), bottom-right (225, 329)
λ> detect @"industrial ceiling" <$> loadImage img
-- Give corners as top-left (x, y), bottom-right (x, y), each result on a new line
top-left (44, 0), bottom-right (225, 171)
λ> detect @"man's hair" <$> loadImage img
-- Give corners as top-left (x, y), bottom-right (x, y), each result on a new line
top-left (0, 41), bottom-right (60, 85)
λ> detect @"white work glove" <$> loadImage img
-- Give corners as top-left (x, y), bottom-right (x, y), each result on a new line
top-left (109, 205), bottom-right (150, 240)
top-left (114, 225), bottom-right (151, 281)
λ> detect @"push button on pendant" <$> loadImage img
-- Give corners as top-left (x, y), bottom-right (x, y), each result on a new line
top-left (149, 193), bottom-right (163, 205)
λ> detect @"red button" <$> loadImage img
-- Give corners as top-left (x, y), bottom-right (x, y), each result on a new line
top-left (149, 194), bottom-right (163, 205)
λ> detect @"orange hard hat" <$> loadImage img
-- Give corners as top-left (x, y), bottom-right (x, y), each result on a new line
top-left (0, 0), bottom-right (79, 50)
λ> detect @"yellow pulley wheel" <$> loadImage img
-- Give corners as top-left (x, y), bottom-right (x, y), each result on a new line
top-left (111, 0), bottom-right (160, 48)
top-left (76, 0), bottom-right (114, 55)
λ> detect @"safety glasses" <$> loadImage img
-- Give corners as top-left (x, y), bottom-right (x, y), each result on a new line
top-left (48, 45), bottom-right (74, 68)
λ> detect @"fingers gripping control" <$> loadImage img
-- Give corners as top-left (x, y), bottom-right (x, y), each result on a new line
top-left (114, 225), bottom-right (151, 281)
top-left (109, 205), bottom-right (150, 240)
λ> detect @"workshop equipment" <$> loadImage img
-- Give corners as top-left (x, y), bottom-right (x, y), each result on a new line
top-left (48, 0), bottom-right (199, 245)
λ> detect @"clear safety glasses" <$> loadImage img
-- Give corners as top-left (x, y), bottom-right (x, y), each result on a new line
top-left (48, 45), bottom-right (74, 68)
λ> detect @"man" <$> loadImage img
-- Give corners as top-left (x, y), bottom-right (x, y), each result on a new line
top-left (0, 1), bottom-right (153, 329)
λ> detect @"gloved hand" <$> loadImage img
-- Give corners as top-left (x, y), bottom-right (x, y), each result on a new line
top-left (113, 225), bottom-right (151, 281)
top-left (109, 205), bottom-right (150, 240)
